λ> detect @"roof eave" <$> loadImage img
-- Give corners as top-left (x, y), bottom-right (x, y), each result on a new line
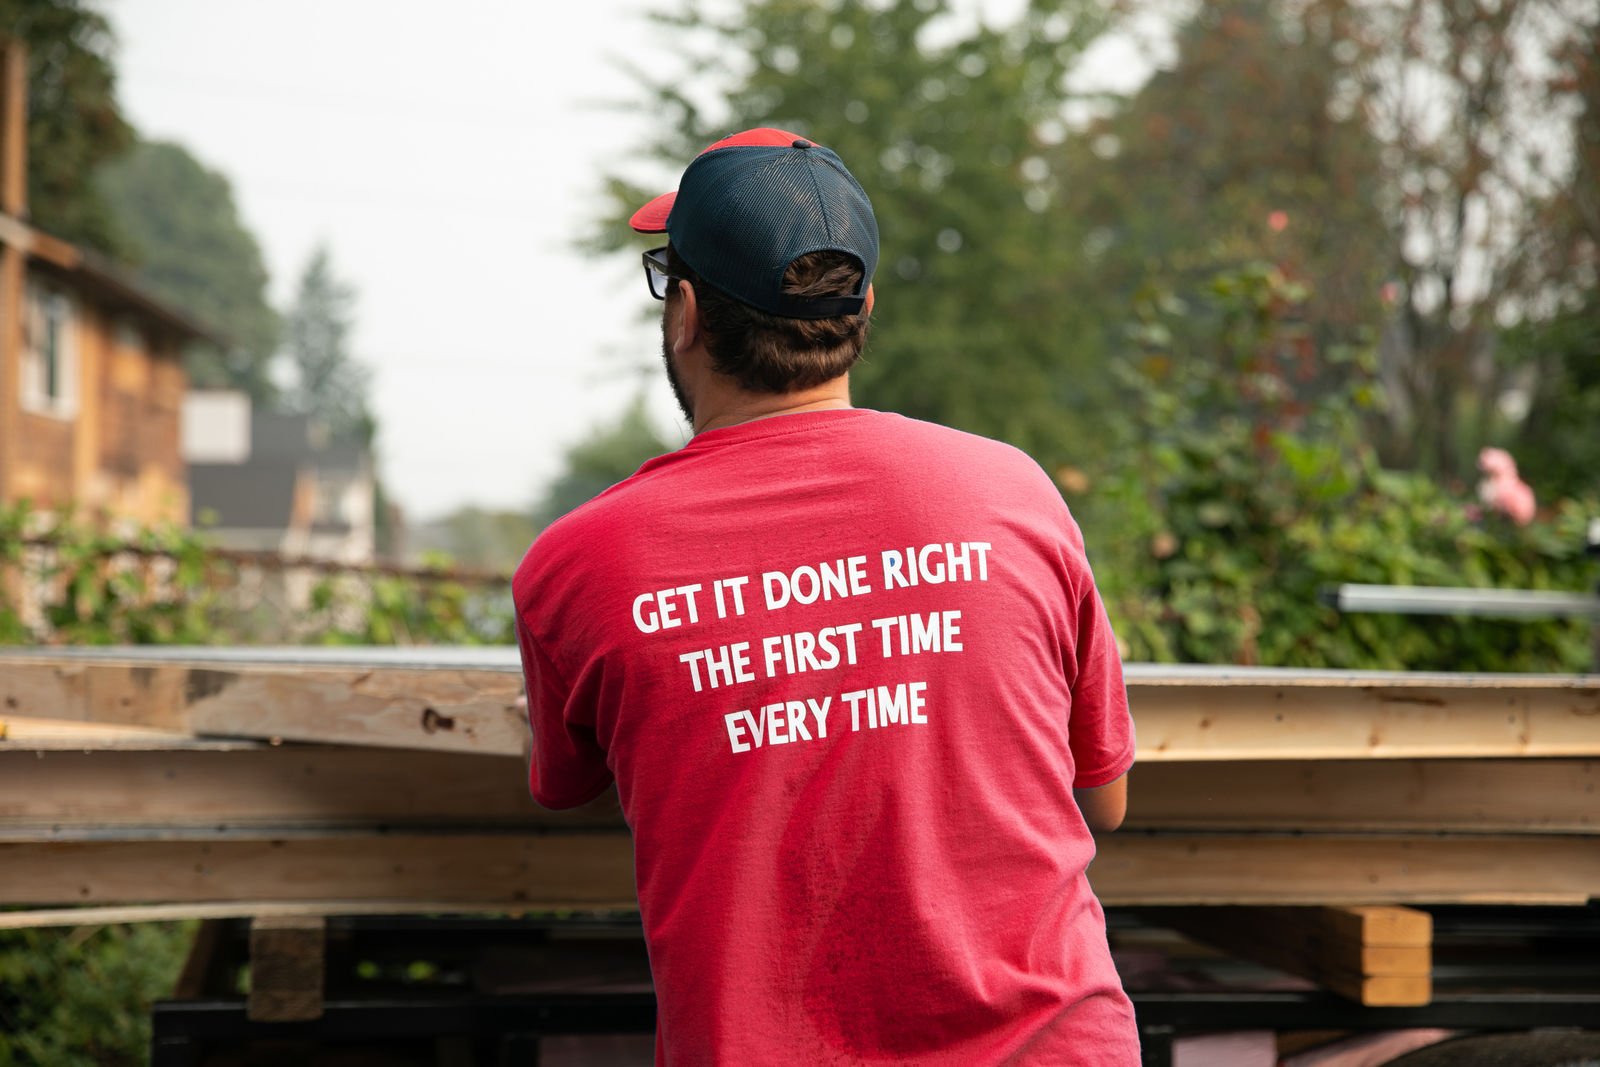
top-left (0, 210), bottom-right (225, 347)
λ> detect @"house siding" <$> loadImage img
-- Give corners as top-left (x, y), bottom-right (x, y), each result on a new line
top-left (3, 287), bottom-right (189, 526)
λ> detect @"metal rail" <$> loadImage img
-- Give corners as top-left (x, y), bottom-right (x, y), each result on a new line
top-left (150, 990), bottom-right (1600, 1067)
top-left (148, 911), bottom-right (1600, 1067)
top-left (4, 643), bottom-right (1596, 685)
top-left (1323, 583), bottom-right (1600, 619)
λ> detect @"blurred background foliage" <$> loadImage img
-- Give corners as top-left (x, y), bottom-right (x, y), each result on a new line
top-left (0, 922), bottom-right (195, 1067)
top-left (0, 504), bottom-right (514, 648)
top-left (3, 0), bottom-right (1600, 1060)
top-left (1087, 262), bottom-right (1596, 670)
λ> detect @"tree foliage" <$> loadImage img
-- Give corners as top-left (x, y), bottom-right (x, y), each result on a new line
top-left (1500, 20), bottom-right (1600, 500)
top-left (534, 395), bottom-right (672, 525)
top-left (415, 506), bottom-right (541, 573)
top-left (1500, 296), bottom-right (1600, 501)
top-left (2, 0), bottom-right (134, 257)
top-left (1059, 0), bottom-right (1390, 361)
top-left (97, 138), bottom-right (280, 403)
top-left (1321, 0), bottom-right (1600, 478)
top-left (283, 244), bottom-right (374, 444)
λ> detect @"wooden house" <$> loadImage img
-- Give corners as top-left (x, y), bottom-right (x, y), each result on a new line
top-left (0, 41), bottom-right (214, 528)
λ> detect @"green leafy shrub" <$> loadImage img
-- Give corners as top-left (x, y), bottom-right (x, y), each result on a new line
top-left (0, 922), bottom-right (196, 1067)
top-left (1, 511), bottom-right (512, 648)
top-left (1084, 264), bottom-right (1598, 671)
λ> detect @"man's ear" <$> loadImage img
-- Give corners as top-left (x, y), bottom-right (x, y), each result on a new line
top-left (673, 280), bottom-right (703, 355)
top-left (864, 283), bottom-right (875, 316)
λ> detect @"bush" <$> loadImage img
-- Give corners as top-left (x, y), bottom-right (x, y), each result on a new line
top-left (1, 507), bottom-right (513, 648)
top-left (1082, 264), bottom-right (1598, 671)
top-left (0, 923), bottom-right (196, 1067)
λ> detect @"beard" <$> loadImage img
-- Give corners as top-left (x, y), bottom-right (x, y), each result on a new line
top-left (661, 317), bottom-right (693, 424)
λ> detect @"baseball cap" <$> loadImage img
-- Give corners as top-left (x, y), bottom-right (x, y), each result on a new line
top-left (630, 128), bottom-right (879, 319)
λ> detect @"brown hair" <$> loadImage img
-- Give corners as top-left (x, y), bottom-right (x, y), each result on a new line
top-left (666, 245), bottom-right (871, 394)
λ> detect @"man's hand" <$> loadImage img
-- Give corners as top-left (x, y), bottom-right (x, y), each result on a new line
top-left (513, 690), bottom-right (532, 764)
top-left (1074, 774), bottom-right (1128, 833)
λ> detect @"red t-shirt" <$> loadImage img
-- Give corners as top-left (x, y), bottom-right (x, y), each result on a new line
top-left (514, 408), bottom-right (1138, 1065)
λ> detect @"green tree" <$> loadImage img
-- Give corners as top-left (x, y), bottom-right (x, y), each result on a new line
top-left (283, 244), bottom-right (373, 443)
top-left (97, 138), bottom-right (281, 403)
top-left (1057, 0), bottom-right (1598, 486)
top-left (415, 506), bottom-right (540, 573)
top-left (535, 396), bottom-right (671, 525)
top-left (2, 0), bottom-right (134, 257)
top-left (1317, 0), bottom-right (1600, 478)
top-left (1059, 0), bottom-right (1390, 364)
top-left (1502, 21), bottom-right (1600, 499)
top-left (1501, 300), bottom-right (1600, 500)
top-left (597, 0), bottom-right (1122, 469)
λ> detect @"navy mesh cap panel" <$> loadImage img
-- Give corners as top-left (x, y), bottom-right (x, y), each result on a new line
top-left (666, 142), bottom-right (879, 319)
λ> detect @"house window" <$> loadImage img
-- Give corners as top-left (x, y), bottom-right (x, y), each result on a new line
top-left (22, 282), bottom-right (76, 418)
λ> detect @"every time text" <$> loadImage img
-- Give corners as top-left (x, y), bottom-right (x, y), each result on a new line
top-left (723, 681), bottom-right (930, 754)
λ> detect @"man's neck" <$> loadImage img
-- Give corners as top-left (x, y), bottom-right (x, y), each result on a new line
top-left (692, 379), bottom-right (852, 435)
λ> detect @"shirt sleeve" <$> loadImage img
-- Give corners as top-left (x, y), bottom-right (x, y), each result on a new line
top-left (1064, 551), bottom-right (1137, 789)
top-left (515, 612), bottom-right (614, 810)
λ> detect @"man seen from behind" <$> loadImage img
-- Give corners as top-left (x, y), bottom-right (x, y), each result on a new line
top-left (513, 127), bottom-right (1139, 1065)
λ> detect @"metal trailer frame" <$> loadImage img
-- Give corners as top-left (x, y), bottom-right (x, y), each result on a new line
top-left (149, 908), bottom-right (1600, 1067)
top-left (149, 991), bottom-right (1600, 1067)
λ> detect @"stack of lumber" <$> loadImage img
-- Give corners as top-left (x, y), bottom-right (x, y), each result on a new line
top-left (2, 648), bottom-right (1597, 1006)
top-left (1152, 905), bottom-right (1435, 1006)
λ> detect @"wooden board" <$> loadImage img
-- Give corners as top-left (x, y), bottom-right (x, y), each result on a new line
top-left (1198, 904), bottom-right (1434, 947)
top-left (0, 900), bottom-right (556, 931)
top-left (1334, 974), bottom-right (1433, 1007)
top-left (1130, 683), bottom-right (1600, 761)
top-left (0, 748), bottom-right (557, 830)
top-left (0, 834), bottom-right (638, 907)
top-left (1153, 907), bottom-right (1432, 966)
top-left (1, 749), bottom-right (1587, 837)
top-left (0, 714), bottom-right (257, 751)
top-left (1151, 905), bottom-right (1432, 1005)
top-left (0, 658), bottom-right (527, 755)
top-left (1126, 760), bottom-right (1599, 833)
top-left (2, 832), bottom-right (1596, 908)
top-left (3, 650), bottom-right (1597, 759)
top-left (1087, 834), bottom-right (1600, 905)
top-left (248, 915), bottom-right (325, 1022)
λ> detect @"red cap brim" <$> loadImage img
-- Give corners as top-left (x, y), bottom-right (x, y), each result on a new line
top-left (628, 128), bottom-right (811, 235)
top-left (630, 191), bottom-right (676, 234)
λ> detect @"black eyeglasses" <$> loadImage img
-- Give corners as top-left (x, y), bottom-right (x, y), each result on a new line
top-left (642, 247), bottom-right (680, 300)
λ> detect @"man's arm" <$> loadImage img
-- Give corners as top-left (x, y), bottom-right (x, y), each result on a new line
top-left (1074, 773), bottom-right (1128, 833)
top-left (515, 615), bottom-right (614, 810)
